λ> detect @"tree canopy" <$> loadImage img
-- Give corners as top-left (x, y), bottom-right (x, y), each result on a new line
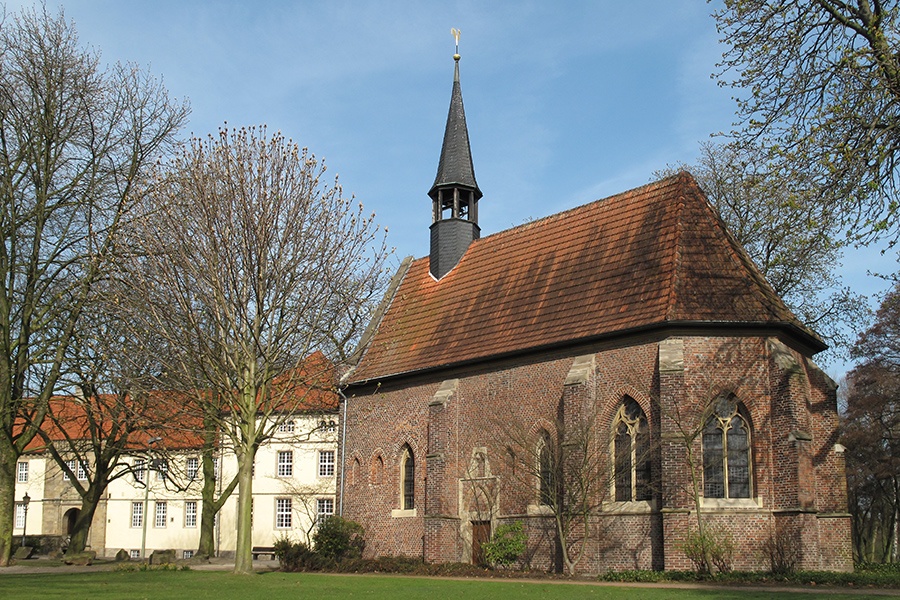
top-left (715, 0), bottom-right (900, 246)
top-left (0, 5), bottom-right (187, 566)
top-left (658, 141), bottom-right (868, 362)
top-left (124, 126), bottom-right (389, 573)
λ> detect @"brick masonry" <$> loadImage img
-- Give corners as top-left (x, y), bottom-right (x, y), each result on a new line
top-left (341, 333), bottom-right (853, 572)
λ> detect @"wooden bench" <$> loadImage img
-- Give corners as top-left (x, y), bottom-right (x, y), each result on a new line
top-left (252, 546), bottom-right (276, 560)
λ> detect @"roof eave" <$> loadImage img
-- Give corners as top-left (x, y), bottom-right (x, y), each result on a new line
top-left (344, 319), bottom-right (827, 389)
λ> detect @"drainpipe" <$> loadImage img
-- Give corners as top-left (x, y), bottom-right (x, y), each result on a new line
top-left (338, 390), bottom-right (348, 516)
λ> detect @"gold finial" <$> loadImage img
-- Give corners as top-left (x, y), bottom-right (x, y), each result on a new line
top-left (451, 28), bottom-right (461, 60)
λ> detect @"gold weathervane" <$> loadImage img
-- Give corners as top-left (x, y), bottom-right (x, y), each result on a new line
top-left (451, 28), bottom-right (461, 59)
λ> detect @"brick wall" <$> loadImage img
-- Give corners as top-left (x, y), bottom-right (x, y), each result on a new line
top-left (341, 334), bottom-right (852, 572)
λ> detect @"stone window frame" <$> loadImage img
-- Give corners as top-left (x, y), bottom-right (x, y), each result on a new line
top-left (184, 500), bottom-right (197, 528)
top-left (155, 501), bottom-right (167, 528)
top-left (392, 445), bottom-right (416, 518)
top-left (277, 450), bottom-right (293, 478)
top-left (64, 458), bottom-right (88, 481)
top-left (275, 497), bottom-right (292, 529)
top-left (15, 502), bottom-right (25, 529)
top-left (316, 497), bottom-right (334, 525)
top-left (537, 431), bottom-right (554, 507)
top-left (318, 450), bottom-right (335, 477)
top-left (131, 502), bottom-right (143, 528)
top-left (611, 397), bottom-right (652, 503)
top-left (701, 393), bottom-right (753, 501)
top-left (401, 444), bottom-right (415, 510)
top-left (154, 458), bottom-right (169, 482)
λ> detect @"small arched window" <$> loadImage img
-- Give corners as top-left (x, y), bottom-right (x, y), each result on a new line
top-left (371, 455), bottom-right (383, 485)
top-left (538, 432), bottom-right (554, 506)
top-left (401, 445), bottom-right (415, 510)
top-left (350, 457), bottom-right (360, 486)
top-left (702, 395), bottom-right (752, 499)
top-left (613, 397), bottom-right (651, 502)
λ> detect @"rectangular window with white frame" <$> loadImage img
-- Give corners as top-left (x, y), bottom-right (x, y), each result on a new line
top-left (277, 451), bottom-right (293, 477)
top-left (155, 459), bottom-right (168, 481)
top-left (64, 459), bottom-right (88, 481)
top-left (134, 458), bottom-right (146, 483)
top-left (277, 420), bottom-right (295, 433)
top-left (155, 501), bottom-right (167, 528)
top-left (131, 502), bottom-right (143, 528)
top-left (275, 498), bottom-right (292, 529)
top-left (318, 450), bottom-right (335, 477)
top-left (184, 500), bottom-right (197, 528)
top-left (183, 550), bottom-right (194, 559)
top-left (316, 498), bottom-right (334, 525)
top-left (130, 549), bottom-right (140, 559)
top-left (186, 457), bottom-right (199, 480)
top-left (15, 503), bottom-right (25, 529)
top-left (17, 461), bottom-right (27, 483)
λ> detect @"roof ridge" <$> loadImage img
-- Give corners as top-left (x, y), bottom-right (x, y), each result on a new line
top-left (666, 183), bottom-right (688, 321)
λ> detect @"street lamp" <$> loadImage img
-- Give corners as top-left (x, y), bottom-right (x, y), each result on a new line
top-left (140, 437), bottom-right (162, 560)
top-left (21, 492), bottom-right (30, 547)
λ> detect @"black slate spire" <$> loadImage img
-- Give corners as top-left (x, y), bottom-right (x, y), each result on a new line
top-left (429, 56), bottom-right (482, 202)
top-left (429, 50), bottom-right (482, 280)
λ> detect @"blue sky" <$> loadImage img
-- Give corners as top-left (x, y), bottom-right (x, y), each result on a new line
top-left (7, 0), bottom-right (895, 377)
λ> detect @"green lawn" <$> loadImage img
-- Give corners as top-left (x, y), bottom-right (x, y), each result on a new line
top-left (0, 570), bottom-right (893, 600)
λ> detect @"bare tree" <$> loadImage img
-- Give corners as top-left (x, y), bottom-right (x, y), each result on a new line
top-left (0, 5), bottom-right (187, 565)
top-left (500, 406), bottom-right (616, 574)
top-left (125, 126), bottom-right (389, 573)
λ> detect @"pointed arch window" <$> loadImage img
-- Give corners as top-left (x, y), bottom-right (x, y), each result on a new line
top-left (401, 445), bottom-right (415, 510)
top-left (702, 395), bottom-right (752, 499)
top-left (538, 432), bottom-right (554, 506)
top-left (613, 397), bottom-right (652, 502)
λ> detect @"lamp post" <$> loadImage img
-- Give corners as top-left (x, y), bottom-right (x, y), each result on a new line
top-left (20, 492), bottom-right (30, 547)
top-left (140, 437), bottom-right (162, 560)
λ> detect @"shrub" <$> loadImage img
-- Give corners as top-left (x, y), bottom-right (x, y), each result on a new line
top-left (763, 529), bottom-right (801, 574)
top-left (481, 521), bottom-right (526, 568)
top-left (681, 525), bottom-right (734, 574)
top-left (312, 516), bottom-right (365, 562)
top-left (273, 536), bottom-right (326, 572)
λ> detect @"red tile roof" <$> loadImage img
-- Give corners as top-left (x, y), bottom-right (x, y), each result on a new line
top-left (347, 173), bottom-right (822, 383)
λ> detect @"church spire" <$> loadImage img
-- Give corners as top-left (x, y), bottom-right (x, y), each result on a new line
top-left (429, 30), bottom-right (482, 280)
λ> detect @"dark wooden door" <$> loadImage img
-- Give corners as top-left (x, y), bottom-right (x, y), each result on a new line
top-left (471, 521), bottom-right (491, 566)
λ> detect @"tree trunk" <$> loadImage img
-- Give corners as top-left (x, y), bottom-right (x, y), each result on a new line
top-left (233, 450), bottom-right (255, 574)
top-left (0, 446), bottom-right (17, 566)
top-left (197, 458), bottom-right (217, 558)
top-left (66, 490), bottom-right (102, 555)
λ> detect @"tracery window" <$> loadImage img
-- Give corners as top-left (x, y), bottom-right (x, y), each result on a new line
top-left (401, 445), bottom-right (415, 510)
top-left (613, 397), bottom-right (652, 502)
top-left (702, 394), bottom-right (752, 499)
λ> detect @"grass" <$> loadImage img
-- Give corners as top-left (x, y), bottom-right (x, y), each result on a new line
top-left (0, 570), bottom-right (896, 600)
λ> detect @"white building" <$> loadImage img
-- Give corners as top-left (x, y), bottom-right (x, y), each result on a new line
top-left (13, 412), bottom-right (339, 560)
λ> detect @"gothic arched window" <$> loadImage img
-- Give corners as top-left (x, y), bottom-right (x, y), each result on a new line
top-left (538, 432), bottom-right (554, 506)
top-left (702, 395), bottom-right (752, 499)
top-left (613, 397), bottom-right (652, 501)
top-left (401, 445), bottom-right (415, 510)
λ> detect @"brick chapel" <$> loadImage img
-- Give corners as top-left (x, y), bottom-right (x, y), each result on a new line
top-left (338, 51), bottom-right (853, 573)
